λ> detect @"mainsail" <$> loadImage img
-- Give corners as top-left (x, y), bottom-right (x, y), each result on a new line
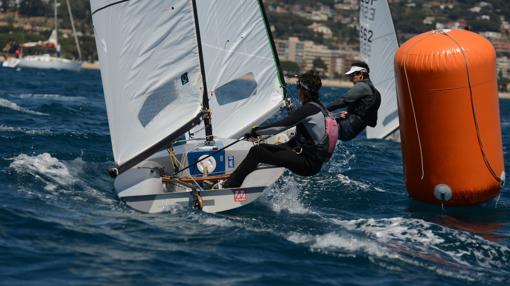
top-left (91, 0), bottom-right (286, 172)
top-left (91, 0), bottom-right (204, 167)
top-left (191, 0), bottom-right (286, 139)
top-left (360, 0), bottom-right (399, 139)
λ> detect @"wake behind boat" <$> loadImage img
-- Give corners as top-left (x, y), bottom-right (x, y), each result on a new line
top-left (90, 0), bottom-right (292, 213)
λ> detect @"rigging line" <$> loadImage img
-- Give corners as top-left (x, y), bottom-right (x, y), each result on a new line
top-left (400, 34), bottom-right (434, 180)
top-left (403, 54), bottom-right (425, 180)
top-left (92, 0), bottom-right (129, 16)
top-left (444, 33), bottom-right (501, 183)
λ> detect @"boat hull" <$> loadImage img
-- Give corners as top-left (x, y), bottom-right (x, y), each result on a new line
top-left (6, 55), bottom-right (81, 72)
top-left (113, 132), bottom-right (292, 213)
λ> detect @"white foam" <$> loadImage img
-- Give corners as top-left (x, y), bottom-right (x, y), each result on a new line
top-left (335, 217), bottom-right (445, 245)
top-left (287, 232), bottom-right (390, 258)
top-left (13, 93), bottom-right (86, 102)
top-left (0, 125), bottom-right (50, 135)
top-left (262, 177), bottom-right (310, 214)
top-left (9, 153), bottom-right (78, 187)
top-left (332, 217), bottom-right (510, 270)
top-left (0, 98), bottom-right (48, 116)
top-left (201, 217), bottom-right (235, 227)
top-left (336, 174), bottom-right (385, 192)
top-left (9, 154), bottom-right (110, 199)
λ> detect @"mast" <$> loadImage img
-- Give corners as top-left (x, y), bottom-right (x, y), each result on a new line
top-left (54, 0), bottom-right (58, 52)
top-left (66, 0), bottom-right (82, 60)
top-left (191, 0), bottom-right (214, 143)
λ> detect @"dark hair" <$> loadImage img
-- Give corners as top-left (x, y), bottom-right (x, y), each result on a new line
top-left (351, 61), bottom-right (370, 74)
top-left (297, 70), bottom-right (322, 101)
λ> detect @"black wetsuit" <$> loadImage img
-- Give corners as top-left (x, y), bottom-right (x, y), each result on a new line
top-left (223, 101), bottom-right (326, 188)
top-left (327, 79), bottom-right (381, 141)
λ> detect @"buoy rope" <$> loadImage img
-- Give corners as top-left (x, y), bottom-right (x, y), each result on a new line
top-left (402, 35), bottom-right (430, 180)
top-left (444, 33), bottom-right (501, 183)
top-left (403, 57), bottom-right (425, 180)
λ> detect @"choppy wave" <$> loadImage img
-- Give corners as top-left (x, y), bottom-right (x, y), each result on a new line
top-left (0, 124), bottom-right (51, 135)
top-left (7, 153), bottom-right (114, 205)
top-left (0, 98), bottom-right (48, 116)
top-left (11, 93), bottom-right (86, 102)
top-left (9, 153), bottom-right (79, 191)
top-left (1, 69), bottom-right (509, 285)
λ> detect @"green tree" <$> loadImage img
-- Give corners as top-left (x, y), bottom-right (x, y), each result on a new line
top-left (312, 57), bottom-right (327, 74)
top-left (19, 0), bottom-right (50, 17)
top-left (281, 60), bottom-right (300, 76)
top-left (1, 0), bottom-right (14, 12)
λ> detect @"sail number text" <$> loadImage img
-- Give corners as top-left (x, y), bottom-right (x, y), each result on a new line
top-left (360, 26), bottom-right (373, 43)
top-left (361, 0), bottom-right (377, 21)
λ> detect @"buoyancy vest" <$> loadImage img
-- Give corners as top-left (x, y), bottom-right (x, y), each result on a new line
top-left (349, 81), bottom-right (381, 127)
top-left (307, 102), bottom-right (339, 162)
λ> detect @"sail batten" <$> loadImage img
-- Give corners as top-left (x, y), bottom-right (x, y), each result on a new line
top-left (360, 0), bottom-right (400, 139)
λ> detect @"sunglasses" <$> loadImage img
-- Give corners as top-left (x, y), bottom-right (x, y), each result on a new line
top-left (296, 81), bottom-right (312, 92)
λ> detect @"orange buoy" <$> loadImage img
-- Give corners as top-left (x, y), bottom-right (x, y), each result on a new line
top-left (394, 29), bottom-right (505, 207)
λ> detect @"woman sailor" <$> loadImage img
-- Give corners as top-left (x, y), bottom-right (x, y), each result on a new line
top-left (222, 70), bottom-right (335, 188)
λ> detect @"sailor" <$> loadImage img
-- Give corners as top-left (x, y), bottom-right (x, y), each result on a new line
top-left (222, 71), bottom-right (334, 188)
top-left (327, 61), bottom-right (381, 141)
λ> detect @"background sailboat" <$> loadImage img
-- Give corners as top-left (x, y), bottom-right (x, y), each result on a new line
top-left (90, 0), bottom-right (291, 213)
top-left (3, 0), bottom-right (81, 72)
top-left (359, 0), bottom-right (400, 140)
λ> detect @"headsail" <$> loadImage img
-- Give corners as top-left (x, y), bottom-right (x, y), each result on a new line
top-left (360, 0), bottom-right (399, 139)
top-left (91, 0), bottom-right (204, 167)
top-left (191, 0), bottom-right (286, 139)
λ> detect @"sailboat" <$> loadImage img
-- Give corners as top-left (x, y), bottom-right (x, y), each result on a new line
top-left (90, 0), bottom-right (292, 213)
top-left (3, 0), bottom-right (81, 72)
top-left (359, 0), bottom-right (400, 140)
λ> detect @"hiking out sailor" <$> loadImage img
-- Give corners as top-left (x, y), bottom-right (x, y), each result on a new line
top-left (327, 61), bottom-right (381, 141)
top-left (222, 71), bottom-right (338, 188)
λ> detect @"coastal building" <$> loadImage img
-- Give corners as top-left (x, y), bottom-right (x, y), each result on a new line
top-left (497, 56), bottom-right (510, 79)
top-left (275, 37), bottom-right (359, 79)
top-left (308, 22), bottom-right (333, 39)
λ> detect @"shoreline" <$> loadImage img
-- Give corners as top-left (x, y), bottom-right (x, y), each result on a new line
top-left (3, 58), bottom-right (510, 97)
top-left (500, 92), bottom-right (510, 99)
top-left (285, 77), bottom-right (352, 88)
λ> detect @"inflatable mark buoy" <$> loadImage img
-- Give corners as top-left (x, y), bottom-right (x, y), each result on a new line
top-left (394, 29), bottom-right (505, 207)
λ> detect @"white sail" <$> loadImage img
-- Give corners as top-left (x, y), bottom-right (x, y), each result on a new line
top-left (192, 0), bottom-right (285, 139)
top-left (360, 0), bottom-right (399, 139)
top-left (91, 0), bottom-right (203, 166)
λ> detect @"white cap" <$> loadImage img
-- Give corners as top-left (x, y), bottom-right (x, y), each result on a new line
top-left (345, 65), bottom-right (367, 75)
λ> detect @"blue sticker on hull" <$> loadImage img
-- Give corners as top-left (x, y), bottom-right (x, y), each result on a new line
top-left (228, 156), bottom-right (235, 168)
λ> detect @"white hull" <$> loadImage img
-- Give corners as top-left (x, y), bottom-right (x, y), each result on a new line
top-left (4, 55), bottom-right (81, 72)
top-left (114, 131), bottom-right (292, 213)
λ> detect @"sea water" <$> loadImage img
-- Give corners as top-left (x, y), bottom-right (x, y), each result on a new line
top-left (0, 67), bottom-right (509, 285)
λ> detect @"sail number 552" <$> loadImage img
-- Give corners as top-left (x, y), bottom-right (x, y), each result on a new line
top-left (360, 26), bottom-right (373, 43)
